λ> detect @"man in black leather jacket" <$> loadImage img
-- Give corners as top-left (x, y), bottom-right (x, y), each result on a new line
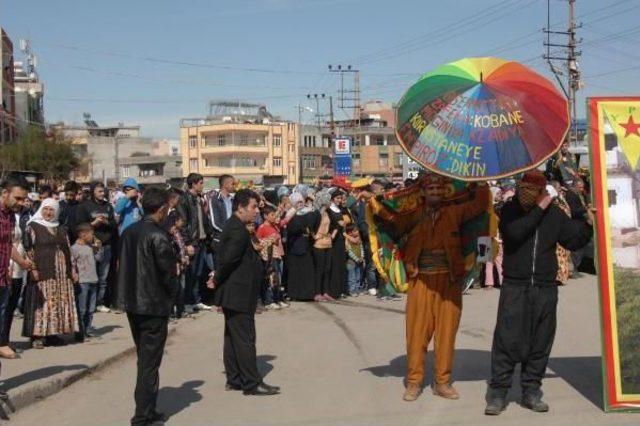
top-left (117, 187), bottom-right (177, 426)
top-left (209, 189), bottom-right (280, 396)
top-left (176, 173), bottom-right (213, 312)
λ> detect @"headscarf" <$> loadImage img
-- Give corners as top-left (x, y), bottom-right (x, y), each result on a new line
top-left (314, 189), bottom-right (332, 210)
top-left (28, 198), bottom-right (60, 228)
top-left (290, 192), bottom-right (304, 207)
top-left (277, 185), bottom-right (290, 198)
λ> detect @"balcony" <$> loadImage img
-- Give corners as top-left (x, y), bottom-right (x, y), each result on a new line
top-left (200, 132), bottom-right (268, 154)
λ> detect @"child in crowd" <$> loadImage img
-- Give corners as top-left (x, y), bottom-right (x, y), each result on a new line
top-left (257, 205), bottom-right (289, 310)
top-left (71, 223), bottom-right (104, 340)
top-left (345, 223), bottom-right (365, 297)
top-left (164, 212), bottom-right (189, 318)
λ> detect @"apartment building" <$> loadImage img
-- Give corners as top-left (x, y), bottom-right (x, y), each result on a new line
top-left (180, 101), bottom-right (299, 187)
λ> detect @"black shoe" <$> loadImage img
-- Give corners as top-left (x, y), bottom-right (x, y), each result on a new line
top-left (151, 411), bottom-right (166, 422)
top-left (484, 396), bottom-right (506, 415)
top-left (225, 383), bottom-right (242, 391)
top-left (522, 393), bottom-right (549, 412)
top-left (242, 383), bottom-right (280, 396)
top-left (74, 332), bottom-right (85, 343)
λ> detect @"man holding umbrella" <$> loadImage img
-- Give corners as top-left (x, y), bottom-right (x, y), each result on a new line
top-left (382, 174), bottom-right (490, 402)
top-left (485, 170), bottom-right (594, 415)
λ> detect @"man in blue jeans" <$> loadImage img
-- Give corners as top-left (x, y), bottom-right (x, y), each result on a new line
top-left (177, 173), bottom-right (213, 314)
top-left (76, 181), bottom-right (117, 313)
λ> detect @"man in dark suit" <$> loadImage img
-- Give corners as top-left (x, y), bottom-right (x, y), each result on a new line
top-left (117, 187), bottom-right (177, 425)
top-left (209, 189), bottom-right (280, 396)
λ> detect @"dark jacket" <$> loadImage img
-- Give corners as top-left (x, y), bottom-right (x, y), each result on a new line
top-left (76, 198), bottom-right (117, 245)
top-left (287, 212), bottom-right (314, 256)
top-left (176, 190), bottom-right (213, 246)
top-left (212, 215), bottom-right (264, 313)
top-left (116, 218), bottom-right (178, 316)
top-left (565, 189), bottom-right (588, 220)
top-left (208, 191), bottom-right (233, 249)
top-left (59, 200), bottom-right (80, 243)
top-left (499, 200), bottom-right (592, 286)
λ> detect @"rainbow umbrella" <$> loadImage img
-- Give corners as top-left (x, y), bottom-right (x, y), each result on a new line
top-left (396, 57), bottom-right (569, 181)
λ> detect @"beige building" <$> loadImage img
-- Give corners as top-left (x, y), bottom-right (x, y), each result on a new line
top-left (180, 101), bottom-right (299, 187)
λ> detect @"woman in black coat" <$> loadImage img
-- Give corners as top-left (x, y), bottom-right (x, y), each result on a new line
top-left (327, 189), bottom-right (348, 299)
top-left (285, 193), bottom-right (316, 301)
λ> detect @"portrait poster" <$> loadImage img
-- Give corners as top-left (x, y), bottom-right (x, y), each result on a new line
top-left (589, 97), bottom-right (640, 411)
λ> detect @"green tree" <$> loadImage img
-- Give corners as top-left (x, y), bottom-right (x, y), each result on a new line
top-left (0, 126), bottom-right (79, 182)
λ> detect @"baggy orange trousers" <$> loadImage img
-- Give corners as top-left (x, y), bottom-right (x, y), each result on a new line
top-left (405, 272), bottom-right (462, 386)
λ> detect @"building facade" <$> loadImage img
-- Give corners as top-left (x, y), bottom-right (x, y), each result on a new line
top-left (180, 101), bottom-right (299, 187)
top-left (52, 118), bottom-right (159, 185)
top-left (1, 29), bottom-right (16, 144)
top-left (13, 60), bottom-right (44, 134)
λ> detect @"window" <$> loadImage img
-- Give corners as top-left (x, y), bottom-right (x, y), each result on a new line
top-left (274, 135), bottom-right (282, 147)
top-left (373, 136), bottom-right (385, 146)
top-left (239, 134), bottom-right (249, 146)
top-left (289, 165), bottom-right (295, 177)
top-left (189, 136), bottom-right (197, 149)
top-left (608, 189), bottom-right (617, 207)
top-left (189, 158), bottom-right (199, 171)
top-left (352, 153), bottom-right (361, 167)
top-left (288, 144), bottom-right (295, 153)
top-left (303, 155), bottom-right (318, 168)
top-left (217, 133), bottom-right (227, 146)
top-left (273, 157), bottom-right (282, 167)
top-left (379, 153), bottom-right (389, 167)
top-left (394, 152), bottom-right (403, 167)
top-left (122, 165), bottom-right (130, 178)
top-left (303, 136), bottom-right (308, 147)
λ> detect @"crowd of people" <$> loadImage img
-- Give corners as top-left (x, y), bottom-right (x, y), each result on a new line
top-left (0, 148), bottom-right (595, 421)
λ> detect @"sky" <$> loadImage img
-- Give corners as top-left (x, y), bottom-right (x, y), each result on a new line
top-left (2, 0), bottom-right (639, 139)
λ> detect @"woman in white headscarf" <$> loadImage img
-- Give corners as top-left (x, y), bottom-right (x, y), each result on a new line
top-left (22, 198), bottom-right (78, 349)
top-left (285, 192), bottom-right (316, 301)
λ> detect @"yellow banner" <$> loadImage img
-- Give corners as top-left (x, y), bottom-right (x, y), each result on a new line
top-left (602, 102), bottom-right (640, 169)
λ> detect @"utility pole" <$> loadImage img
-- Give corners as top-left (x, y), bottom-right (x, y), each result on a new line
top-left (544, 0), bottom-right (582, 146)
top-left (306, 93), bottom-right (326, 131)
top-left (328, 96), bottom-right (336, 140)
top-left (328, 64), bottom-right (361, 168)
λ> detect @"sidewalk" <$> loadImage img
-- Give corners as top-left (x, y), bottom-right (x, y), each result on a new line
top-left (0, 309), bottom-right (210, 415)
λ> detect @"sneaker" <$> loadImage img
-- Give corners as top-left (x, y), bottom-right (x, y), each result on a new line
top-left (265, 303), bottom-right (281, 310)
top-left (96, 305), bottom-right (111, 313)
top-left (484, 396), bottom-right (506, 415)
top-left (389, 294), bottom-right (403, 301)
top-left (522, 393), bottom-right (549, 412)
top-left (368, 288), bottom-right (377, 296)
top-left (403, 383), bottom-right (422, 402)
top-left (195, 303), bottom-right (212, 311)
top-left (433, 382), bottom-right (459, 399)
top-left (278, 301), bottom-right (290, 308)
top-left (377, 296), bottom-right (390, 302)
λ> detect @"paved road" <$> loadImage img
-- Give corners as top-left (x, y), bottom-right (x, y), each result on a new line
top-left (9, 276), bottom-right (639, 425)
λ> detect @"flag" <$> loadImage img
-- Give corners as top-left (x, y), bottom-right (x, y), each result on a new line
top-left (603, 103), bottom-right (640, 169)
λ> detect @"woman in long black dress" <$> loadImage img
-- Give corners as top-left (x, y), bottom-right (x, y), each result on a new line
top-left (285, 193), bottom-right (316, 301)
top-left (327, 189), bottom-right (347, 299)
top-left (310, 190), bottom-right (335, 301)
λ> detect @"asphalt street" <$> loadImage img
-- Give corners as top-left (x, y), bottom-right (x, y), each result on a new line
top-left (8, 275), bottom-right (639, 425)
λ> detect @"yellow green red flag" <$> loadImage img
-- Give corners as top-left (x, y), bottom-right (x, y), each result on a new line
top-left (603, 102), bottom-right (640, 169)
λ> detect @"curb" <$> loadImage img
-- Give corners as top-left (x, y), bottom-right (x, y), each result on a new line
top-left (3, 317), bottom-right (186, 415)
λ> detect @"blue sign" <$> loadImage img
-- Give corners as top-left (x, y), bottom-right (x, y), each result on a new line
top-left (334, 155), bottom-right (351, 176)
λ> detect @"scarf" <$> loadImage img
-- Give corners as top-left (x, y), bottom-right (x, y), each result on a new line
top-left (28, 198), bottom-right (60, 228)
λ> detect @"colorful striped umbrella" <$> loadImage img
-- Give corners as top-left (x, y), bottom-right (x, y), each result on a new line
top-left (396, 57), bottom-right (570, 181)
